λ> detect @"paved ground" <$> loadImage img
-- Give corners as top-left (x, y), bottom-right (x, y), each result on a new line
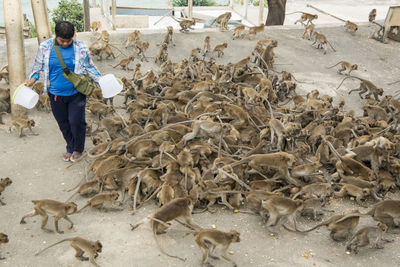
top-left (0, 21), bottom-right (400, 266)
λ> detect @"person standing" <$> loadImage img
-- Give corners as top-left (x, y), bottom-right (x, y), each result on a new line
top-left (25, 21), bottom-right (101, 162)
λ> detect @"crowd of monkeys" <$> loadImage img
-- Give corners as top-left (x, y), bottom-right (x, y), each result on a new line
top-left (1, 8), bottom-right (400, 267)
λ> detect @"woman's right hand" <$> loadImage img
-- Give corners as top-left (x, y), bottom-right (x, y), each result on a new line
top-left (24, 78), bottom-right (36, 87)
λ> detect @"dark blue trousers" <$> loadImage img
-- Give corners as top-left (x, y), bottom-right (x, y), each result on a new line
top-left (49, 92), bottom-right (87, 153)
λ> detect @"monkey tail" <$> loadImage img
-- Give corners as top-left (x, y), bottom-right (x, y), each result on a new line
top-left (326, 141), bottom-right (343, 161)
top-left (65, 192), bottom-right (79, 202)
top-left (326, 41), bottom-right (336, 52)
top-left (152, 228), bottom-right (186, 262)
top-left (326, 61), bottom-right (342, 69)
top-left (35, 239), bottom-right (71, 256)
top-left (107, 44), bottom-right (127, 57)
top-left (336, 76), bottom-right (353, 90)
top-left (87, 143), bottom-right (112, 159)
top-left (299, 222), bottom-right (326, 232)
top-left (285, 11), bottom-right (303, 15)
top-left (77, 203), bottom-right (90, 213)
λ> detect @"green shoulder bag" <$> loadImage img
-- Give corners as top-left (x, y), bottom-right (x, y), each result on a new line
top-left (54, 41), bottom-right (95, 96)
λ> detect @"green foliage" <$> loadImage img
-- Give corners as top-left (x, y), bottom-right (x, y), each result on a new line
top-left (51, 0), bottom-right (84, 32)
top-left (172, 0), bottom-right (217, 7)
top-left (251, 0), bottom-right (268, 7)
top-left (29, 22), bottom-right (37, 38)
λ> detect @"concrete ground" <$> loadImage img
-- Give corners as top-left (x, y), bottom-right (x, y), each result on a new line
top-left (0, 21), bottom-right (400, 266)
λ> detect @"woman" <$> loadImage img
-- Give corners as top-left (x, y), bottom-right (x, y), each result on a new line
top-left (26, 21), bottom-right (101, 162)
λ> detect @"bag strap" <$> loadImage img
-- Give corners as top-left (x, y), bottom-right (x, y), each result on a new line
top-left (53, 39), bottom-right (71, 75)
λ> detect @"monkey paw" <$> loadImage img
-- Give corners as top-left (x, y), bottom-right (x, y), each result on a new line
top-left (43, 228), bottom-right (54, 233)
top-left (20, 220), bottom-right (26, 224)
top-left (77, 256), bottom-right (89, 261)
top-left (209, 255), bottom-right (220, 260)
top-left (56, 230), bottom-right (64, 234)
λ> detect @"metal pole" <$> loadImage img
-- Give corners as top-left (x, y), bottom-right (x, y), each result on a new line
top-left (30, 0), bottom-right (52, 44)
top-left (188, 0), bottom-right (193, 19)
top-left (111, 0), bottom-right (116, 30)
top-left (259, 0), bottom-right (264, 25)
top-left (244, 0), bottom-right (249, 20)
top-left (83, 0), bottom-right (90, 31)
top-left (4, 0), bottom-right (27, 117)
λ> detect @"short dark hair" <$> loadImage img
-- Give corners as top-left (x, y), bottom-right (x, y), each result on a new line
top-left (55, 21), bottom-right (75, 39)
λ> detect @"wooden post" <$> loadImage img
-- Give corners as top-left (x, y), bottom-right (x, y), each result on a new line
top-left (83, 0), bottom-right (90, 31)
top-left (168, 0), bottom-right (171, 8)
top-left (244, 0), bottom-right (249, 19)
top-left (111, 0), bottom-right (116, 30)
top-left (3, 0), bottom-right (27, 117)
top-left (188, 0), bottom-right (193, 19)
top-left (259, 0), bottom-right (264, 25)
top-left (92, 0), bottom-right (96, 7)
top-left (30, 0), bottom-right (52, 44)
top-left (230, 0), bottom-right (234, 8)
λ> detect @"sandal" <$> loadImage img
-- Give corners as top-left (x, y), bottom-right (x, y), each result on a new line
top-left (63, 153), bottom-right (72, 162)
top-left (70, 152), bottom-right (82, 163)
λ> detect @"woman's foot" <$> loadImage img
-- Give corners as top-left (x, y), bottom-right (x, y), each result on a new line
top-left (63, 152), bottom-right (72, 162)
top-left (70, 152), bottom-right (82, 163)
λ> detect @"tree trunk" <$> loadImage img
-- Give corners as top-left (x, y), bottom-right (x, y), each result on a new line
top-left (266, 0), bottom-right (286, 26)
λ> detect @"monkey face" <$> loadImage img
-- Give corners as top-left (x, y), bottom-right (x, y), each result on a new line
top-left (28, 120), bottom-right (35, 127)
top-left (1, 177), bottom-right (12, 186)
top-left (94, 241), bottom-right (103, 253)
top-left (362, 189), bottom-right (371, 196)
top-left (111, 191), bottom-right (119, 200)
top-left (66, 202), bottom-right (78, 214)
top-left (229, 230), bottom-right (241, 242)
top-left (0, 233), bottom-right (8, 244)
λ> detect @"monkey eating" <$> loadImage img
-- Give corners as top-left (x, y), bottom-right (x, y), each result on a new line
top-left (77, 191), bottom-right (122, 213)
top-left (20, 200), bottom-right (78, 234)
top-left (35, 237), bottom-right (103, 267)
top-left (194, 229), bottom-right (240, 267)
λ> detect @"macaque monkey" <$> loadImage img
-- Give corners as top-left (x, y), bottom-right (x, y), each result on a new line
top-left (302, 22), bottom-right (315, 40)
top-left (288, 12), bottom-right (318, 25)
top-left (158, 26), bottom-right (175, 47)
top-left (211, 12), bottom-right (232, 31)
top-left (131, 197), bottom-right (201, 261)
top-left (35, 237), bottom-right (102, 267)
top-left (301, 198), bottom-right (333, 221)
top-left (89, 40), bottom-right (116, 60)
top-left (266, 99), bottom-right (286, 151)
top-left (213, 43), bottom-right (228, 58)
top-left (233, 25), bottom-right (245, 40)
top-left (248, 23), bottom-right (266, 39)
top-left (369, 9), bottom-right (377, 22)
top-left (90, 21), bottom-right (102, 33)
top-left (326, 61), bottom-right (358, 75)
top-left (312, 32), bottom-right (336, 54)
top-left (260, 196), bottom-right (304, 233)
top-left (0, 233), bottom-right (8, 260)
top-left (155, 43), bottom-right (168, 65)
top-left (194, 229), bottom-right (240, 267)
top-left (87, 101), bottom-right (115, 120)
top-left (170, 17), bottom-right (196, 32)
top-left (111, 55), bottom-right (134, 70)
top-left (125, 30), bottom-right (141, 48)
top-left (0, 177), bottom-right (12, 205)
top-left (20, 200), bottom-right (78, 234)
top-left (327, 141), bottom-right (377, 181)
top-left (292, 183), bottom-right (331, 204)
top-left (203, 36), bottom-right (211, 56)
top-left (190, 47), bottom-right (202, 62)
top-left (345, 20), bottom-right (358, 34)
top-left (230, 152), bottom-right (300, 186)
top-left (365, 200), bottom-right (400, 229)
top-left (78, 191), bottom-right (122, 212)
top-left (334, 184), bottom-right (376, 207)
top-left (345, 223), bottom-right (392, 254)
top-left (9, 118), bottom-right (37, 137)
top-left (133, 40), bottom-right (150, 62)
top-left (301, 211), bottom-right (360, 241)
top-left (337, 76), bottom-right (384, 101)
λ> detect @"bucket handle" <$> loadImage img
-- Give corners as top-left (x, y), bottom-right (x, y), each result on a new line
top-left (12, 82), bottom-right (28, 104)
top-left (116, 77), bottom-right (124, 89)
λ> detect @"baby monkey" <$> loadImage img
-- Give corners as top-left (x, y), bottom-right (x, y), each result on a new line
top-left (369, 9), bottom-right (377, 22)
top-left (345, 223), bottom-right (393, 254)
top-left (326, 61), bottom-right (358, 75)
top-left (35, 237), bottom-right (102, 267)
top-left (194, 229), bottom-right (240, 267)
top-left (20, 200), bottom-right (78, 234)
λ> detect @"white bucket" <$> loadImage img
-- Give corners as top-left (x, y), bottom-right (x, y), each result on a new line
top-left (12, 83), bottom-right (39, 109)
top-left (98, 74), bottom-right (123, 98)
